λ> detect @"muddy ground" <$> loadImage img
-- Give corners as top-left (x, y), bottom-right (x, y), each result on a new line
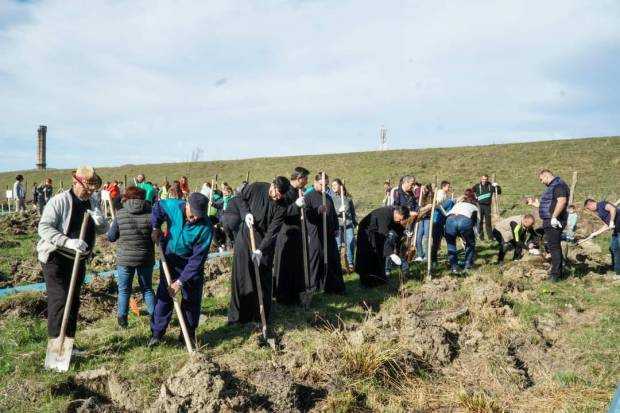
top-left (0, 208), bottom-right (617, 411)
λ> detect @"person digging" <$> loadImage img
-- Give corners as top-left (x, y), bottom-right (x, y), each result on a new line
top-left (583, 198), bottom-right (619, 275)
top-left (38, 166), bottom-right (107, 365)
top-left (149, 192), bottom-right (213, 348)
top-left (492, 214), bottom-right (542, 266)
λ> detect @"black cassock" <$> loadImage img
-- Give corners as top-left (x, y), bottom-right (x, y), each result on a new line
top-left (355, 206), bottom-right (403, 287)
top-left (272, 186), bottom-right (305, 305)
top-left (304, 190), bottom-right (345, 294)
top-left (227, 182), bottom-right (286, 324)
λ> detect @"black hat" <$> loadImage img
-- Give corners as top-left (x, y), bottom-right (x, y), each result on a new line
top-left (188, 192), bottom-right (208, 219)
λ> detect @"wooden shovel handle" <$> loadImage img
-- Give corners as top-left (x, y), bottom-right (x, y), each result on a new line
top-left (57, 211), bottom-right (90, 347)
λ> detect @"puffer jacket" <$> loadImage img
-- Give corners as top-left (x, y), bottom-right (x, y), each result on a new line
top-left (107, 199), bottom-right (154, 267)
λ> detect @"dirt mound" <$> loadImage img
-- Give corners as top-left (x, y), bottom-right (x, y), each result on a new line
top-left (206, 256), bottom-right (232, 279)
top-left (574, 207), bottom-right (605, 239)
top-left (247, 364), bottom-right (299, 412)
top-left (0, 209), bottom-right (39, 235)
top-left (148, 353), bottom-right (258, 413)
top-left (53, 368), bottom-right (141, 412)
top-left (91, 236), bottom-right (117, 272)
top-left (80, 276), bottom-right (118, 323)
top-left (0, 256), bottom-right (44, 288)
top-left (0, 292), bottom-right (47, 319)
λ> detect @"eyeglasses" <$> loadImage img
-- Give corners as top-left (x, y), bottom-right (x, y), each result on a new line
top-left (74, 176), bottom-right (97, 191)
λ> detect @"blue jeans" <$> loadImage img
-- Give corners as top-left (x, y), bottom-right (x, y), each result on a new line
top-left (117, 264), bottom-right (155, 318)
top-left (416, 219), bottom-right (430, 259)
top-left (444, 215), bottom-right (476, 270)
top-left (611, 233), bottom-right (620, 275)
top-left (336, 226), bottom-right (355, 266)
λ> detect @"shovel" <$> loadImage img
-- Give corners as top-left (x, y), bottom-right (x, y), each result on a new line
top-left (158, 243), bottom-right (194, 353)
top-left (339, 179), bottom-right (349, 272)
top-left (248, 224), bottom-right (276, 349)
top-left (321, 172), bottom-right (328, 290)
top-left (44, 211), bottom-right (90, 372)
top-left (298, 189), bottom-right (313, 308)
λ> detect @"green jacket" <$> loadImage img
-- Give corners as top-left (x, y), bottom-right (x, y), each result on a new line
top-left (136, 182), bottom-right (156, 203)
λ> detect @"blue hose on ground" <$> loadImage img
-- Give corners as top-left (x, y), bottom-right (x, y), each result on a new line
top-left (0, 251), bottom-right (232, 299)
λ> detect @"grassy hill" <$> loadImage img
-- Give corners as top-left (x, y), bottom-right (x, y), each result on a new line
top-left (0, 136), bottom-right (619, 412)
top-left (1, 136), bottom-right (619, 214)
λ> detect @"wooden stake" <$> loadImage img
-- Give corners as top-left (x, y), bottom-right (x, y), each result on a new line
top-left (426, 176), bottom-right (438, 281)
top-left (207, 178), bottom-right (215, 215)
top-left (321, 172), bottom-right (328, 288)
top-left (411, 183), bottom-right (424, 256)
top-left (491, 173), bottom-right (499, 221)
top-left (568, 171), bottom-right (578, 206)
top-left (340, 179), bottom-right (348, 269)
top-left (246, 171), bottom-right (250, 183)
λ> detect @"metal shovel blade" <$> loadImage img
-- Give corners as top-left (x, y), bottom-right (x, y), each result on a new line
top-left (261, 328), bottom-right (277, 350)
top-left (44, 336), bottom-right (74, 372)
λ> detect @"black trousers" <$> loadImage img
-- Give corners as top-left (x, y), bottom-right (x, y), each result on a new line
top-left (478, 204), bottom-right (493, 240)
top-left (42, 252), bottom-right (86, 338)
top-left (430, 223), bottom-right (444, 263)
top-left (543, 226), bottom-right (563, 279)
top-left (492, 230), bottom-right (523, 263)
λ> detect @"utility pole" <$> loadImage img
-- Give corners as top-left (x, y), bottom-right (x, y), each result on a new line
top-left (379, 125), bottom-right (387, 151)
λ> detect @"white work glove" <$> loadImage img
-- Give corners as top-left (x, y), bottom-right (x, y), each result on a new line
top-left (65, 238), bottom-right (88, 253)
top-left (491, 182), bottom-right (498, 187)
top-left (251, 249), bottom-right (262, 265)
top-left (245, 213), bottom-right (254, 228)
top-left (609, 222), bottom-right (616, 230)
top-left (295, 197), bottom-right (306, 208)
top-left (87, 209), bottom-right (105, 226)
top-left (389, 254), bottom-right (402, 266)
top-left (550, 217), bottom-right (562, 229)
top-left (405, 230), bottom-right (413, 238)
top-left (338, 205), bottom-right (346, 213)
top-left (529, 248), bottom-right (540, 255)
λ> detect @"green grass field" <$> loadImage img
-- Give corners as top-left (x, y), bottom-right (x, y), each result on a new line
top-left (0, 136), bottom-right (618, 411)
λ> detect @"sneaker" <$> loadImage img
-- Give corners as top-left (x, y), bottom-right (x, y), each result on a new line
top-left (147, 336), bottom-right (161, 348)
top-left (117, 316), bottom-right (128, 329)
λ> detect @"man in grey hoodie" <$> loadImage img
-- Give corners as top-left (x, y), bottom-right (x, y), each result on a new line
top-left (37, 166), bottom-right (108, 344)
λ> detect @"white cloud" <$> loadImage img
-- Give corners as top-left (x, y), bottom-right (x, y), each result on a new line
top-left (0, 0), bottom-right (618, 171)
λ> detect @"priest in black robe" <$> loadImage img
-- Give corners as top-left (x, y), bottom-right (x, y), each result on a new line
top-left (304, 173), bottom-right (345, 294)
top-left (227, 178), bottom-right (290, 324)
top-left (356, 205), bottom-right (410, 287)
top-left (273, 167), bottom-right (310, 305)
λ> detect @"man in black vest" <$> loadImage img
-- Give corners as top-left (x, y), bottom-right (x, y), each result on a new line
top-left (532, 169), bottom-right (569, 281)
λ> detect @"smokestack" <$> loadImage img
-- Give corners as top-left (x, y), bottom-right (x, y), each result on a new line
top-left (36, 125), bottom-right (47, 170)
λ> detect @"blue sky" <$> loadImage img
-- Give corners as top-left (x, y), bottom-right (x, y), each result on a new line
top-left (0, 0), bottom-right (618, 172)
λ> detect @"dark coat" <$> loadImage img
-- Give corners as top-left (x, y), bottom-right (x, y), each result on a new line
top-left (108, 199), bottom-right (154, 267)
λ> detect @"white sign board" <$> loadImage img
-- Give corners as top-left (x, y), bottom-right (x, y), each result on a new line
top-left (5, 190), bottom-right (13, 200)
